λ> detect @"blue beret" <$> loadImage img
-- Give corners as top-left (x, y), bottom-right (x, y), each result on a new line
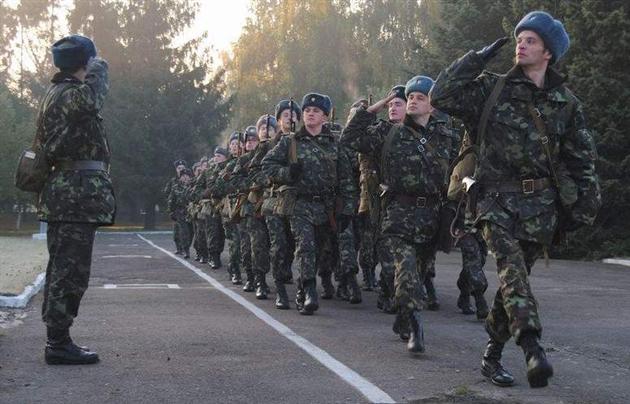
top-left (173, 159), bottom-right (187, 168)
top-left (214, 146), bottom-right (228, 157)
top-left (229, 131), bottom-right (241, 143)
top-left (405, 76), bottom-right (434, 97)
top-left (515, 11), bottom-right (570, 65)
top-left (256, 114), bottom-right (278, 132)
top-left (51, 35), bottom-right (96, 69)
top-left (302, 92), bottom-right (332, 116)
top-left (390, 85), bottom-right (407, 102)
top-left (275, 100), bottom-right (302, 122)
top-left (244, 125), bottom-right (258, 141)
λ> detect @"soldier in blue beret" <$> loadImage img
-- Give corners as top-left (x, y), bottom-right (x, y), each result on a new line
top-left (431, 10), bottom-right (600, 388)
top-left (37, 34), bottom-right (110, 365)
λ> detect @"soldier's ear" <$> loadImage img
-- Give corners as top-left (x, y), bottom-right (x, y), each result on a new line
top-left (543, 48), bottom-right (552, 62)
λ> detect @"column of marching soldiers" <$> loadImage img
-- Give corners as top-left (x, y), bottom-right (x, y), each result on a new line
top-left (163, 83), bottom-right (488, 350)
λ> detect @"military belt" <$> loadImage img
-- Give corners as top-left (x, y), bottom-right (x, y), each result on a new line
top-left (297, 193), bottom-right (330, 202)
top-left (54, 160), bottom-right (109, 172)
top-left (482, 177), bottom-right (552, 194)
top-left (392, 193), bottom-right (440, 208)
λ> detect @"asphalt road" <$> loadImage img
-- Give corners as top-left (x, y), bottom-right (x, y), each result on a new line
top-left (1, 232), bottom-right (629, 403)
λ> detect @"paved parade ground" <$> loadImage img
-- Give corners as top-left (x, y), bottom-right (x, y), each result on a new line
top-left (1, 232), bottom-right (629, 403)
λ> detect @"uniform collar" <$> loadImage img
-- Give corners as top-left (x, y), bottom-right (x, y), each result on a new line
top-left (51, 71), bottom-right (82, 84)
top-left (506, 64), bottom-right (566, 90)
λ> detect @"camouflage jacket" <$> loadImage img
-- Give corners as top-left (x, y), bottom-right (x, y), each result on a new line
top-left (192, 162), bottom-right (223, 217)
top-left (167, 180), bottom-right (191, 221)
top-left (430, 51), bottom-right (600, 243)
top-left (37, 58), bottom-right (115, 225)
top-left (262, 125), bottom-right (358, 225)
top-left (341, 109), bottom-right (459, 244)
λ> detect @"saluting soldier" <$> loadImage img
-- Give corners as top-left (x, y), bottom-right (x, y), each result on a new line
top-left (341, 76), bottom-right (459, 353)
top-left (37, 35), bottom-right (114, 365)
top-left (431, 11), bottom-right (601, 387)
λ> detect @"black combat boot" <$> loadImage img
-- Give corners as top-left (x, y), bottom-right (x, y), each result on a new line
top-left (295, 283), bottom-right (306, 313)
top-left (407, 310), bottom-right (425, 353)
top-left (520, 332), bottom-right (553, 388)
top-left (392, 310), bottom-right (410, 341)
top-left (255, 274), bottom-right (269, 300)
top-left (481, 337), bottom-right (515, 387)
top-left (457, 292), bottom-right (475, 315)
top-left (45, 328), bottom-right (99, 365)
top-left (336, 277), bottom-right (350, 301)
top-left (275, 281), bottom-right (290, 310)
top-left (243, 274), bottom-right (255, 292)
top-left (230, 270), bottom-right (242, 285)
top-left (199, 256), bottom-right (207, 264)
top-left (320, 273), bottom-right (335, 300)
top-left (473, 292), bottom-right (489, 320)
top-left (346, 274), bottom-right (362, 304)
top-left (424, 277), bottom-right (439, 311)
top-left (183, 248), bottom-right (190, 259)
top-left (194, 254), bottom-right (200, 262)
top-left (300, 279), bottom-right (319, 315)
top-left (209, 254), bottom-right (221, 270)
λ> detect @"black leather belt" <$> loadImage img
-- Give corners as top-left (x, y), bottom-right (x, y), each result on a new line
top-left (393, 193), bottom-right (440, 208)
top-left (482, 178), bottom-right (552, 194)
top-left (54, 160), bottom-right (109, 172)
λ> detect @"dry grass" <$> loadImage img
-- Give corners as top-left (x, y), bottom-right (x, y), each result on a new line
top-left (0, 237), bottom-right (47, 296)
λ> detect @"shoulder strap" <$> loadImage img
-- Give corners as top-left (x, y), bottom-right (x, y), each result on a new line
top-left (380, 124), bottom-right (400, 187)
top-left (288, 133), bottom-right (297, 164)
top-left (528, 104), bottom-right (560, 189)
top-left (476, 74), bottom-right (506, 147)
top-left (34, 82), bottom-right (75, 148)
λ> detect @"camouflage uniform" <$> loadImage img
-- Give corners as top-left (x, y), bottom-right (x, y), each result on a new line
top-left (341, 109), bottom-right (459, 315)
top-left (189, 175), bottom-right (209, 261)
top-left (430, 51), bottom-right (600, 343)
top-left (163, 176), bottom-right (181, 252)
top-left (194, 162), bottom-right (226, 264)
top-left (262, 126), bottom-right (357, 294)
top-left (168, 180), bottom-right (193, 254)
top-left (37, 58), bottom-right (115, 329)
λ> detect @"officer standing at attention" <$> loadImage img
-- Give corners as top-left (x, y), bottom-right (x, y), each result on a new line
top-left (37, 35), bottom-right (114, 365)
top-left (431, 11), bottom-right (601, 388)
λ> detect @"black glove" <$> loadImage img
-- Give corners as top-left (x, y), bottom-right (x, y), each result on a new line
top-left (336, 214), bottom-right (352, 233)
top-left (289, 162), bottom-right (302, 182)
top-left (476, 37), bottom-right (509, 63)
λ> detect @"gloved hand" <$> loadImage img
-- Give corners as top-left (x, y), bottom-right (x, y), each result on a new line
top-left (476, 37), bottom-right (509, 63)
top-left (336, 214), bottom-right (352, 233)
top-left (289, 162), bottom-right (302, 182)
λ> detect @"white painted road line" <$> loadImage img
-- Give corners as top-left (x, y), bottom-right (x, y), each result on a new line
top-left (100, 255), bottom-right (152, 259)
top-left (137, 234), bottom-right (395, 404)
top-left (103, 284), bottom-right (180, 289)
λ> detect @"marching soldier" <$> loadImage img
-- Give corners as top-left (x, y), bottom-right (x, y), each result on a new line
top-left (168, 169), bottom-right (194, 258)
top-left (341, 76), bottom-right (459, 353)
top-left (164, 159), bottom-right (187, 254)
top-left (431, 11), bottom-right (600, 387)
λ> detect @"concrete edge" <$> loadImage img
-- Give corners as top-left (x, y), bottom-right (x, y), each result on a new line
top-left (96, 230), bottom-right (173, 235)
top-left (0, 272), bottom-right (46, 308)
top-left (602, 258), bottom-right (630, 267)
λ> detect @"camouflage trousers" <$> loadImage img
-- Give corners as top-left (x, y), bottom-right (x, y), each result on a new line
top-left (381, 236), bottom-right (433, 313)
top-left (265, 214), bottom-right (294, 282)
top-left (237, 220), bottom-right (253, 281)
top-left (289, 215), bottom-right (336, 283)
top-left (456, 231), bottom-right (488, 296)
top-left (173, 221), bottom-right (181, 251)
top-left (174, 213), bottom-right (192, 252)
top-left (247, 215), bottom-right (270, 276)
top-left (193, 217), bottom-right (208, 258)
top-left (337, 218), bottom-right (359, 281)
top-left (223, 220), bottom-right (240, 276)
top-left (206, 214), bottom-right (225, 257)
top-left (357, 213), bottom-right (378, 274)
top-left (42, 222), bottom-right (97, 329)
top-left (481, 221), bottom-right (542, 344)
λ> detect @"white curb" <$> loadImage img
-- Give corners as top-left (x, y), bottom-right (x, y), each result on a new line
top-left (0, 272), bottom-right (46, 308)
top-left (602, 258), bottom-right (630, 267)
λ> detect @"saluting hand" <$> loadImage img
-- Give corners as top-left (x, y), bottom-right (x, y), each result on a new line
top-left (367, 92), bottom-right (397, 114)
top-left (476, 37), bottom-right (509, 63)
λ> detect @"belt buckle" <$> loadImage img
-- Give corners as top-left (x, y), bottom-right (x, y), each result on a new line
top-left (416, 196), bottom-right (427, 208)
top-left (522, 179), bottom-right (535, 194)
top-left (313, 195), bottom-right (322, 202)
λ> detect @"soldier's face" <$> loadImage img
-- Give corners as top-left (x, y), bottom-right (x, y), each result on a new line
top-left (176, 164), bottom-right (185, 174)
top-left (280, 109), bottom-right (299, 131)
top-left (258, 126), bottom-right (275, 140)
top-left (229, 139), bottom-right (240, 155)
top-left (200, 162), bottom-right (208, 171)
top-left (303, 106), bottom-right (327, 129)
top-left (515, 30), bottom-right (552, 67)
top-left (180, 174), bottom-right (191, 184)
top-left (245, 138), bottom-right (259, 151)
top-left (213, 153), bottom-right (226, 163)
top-left (406, 92), bottom-right (432, 117)
top-left (388, 98), bottom-right (406, 123)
